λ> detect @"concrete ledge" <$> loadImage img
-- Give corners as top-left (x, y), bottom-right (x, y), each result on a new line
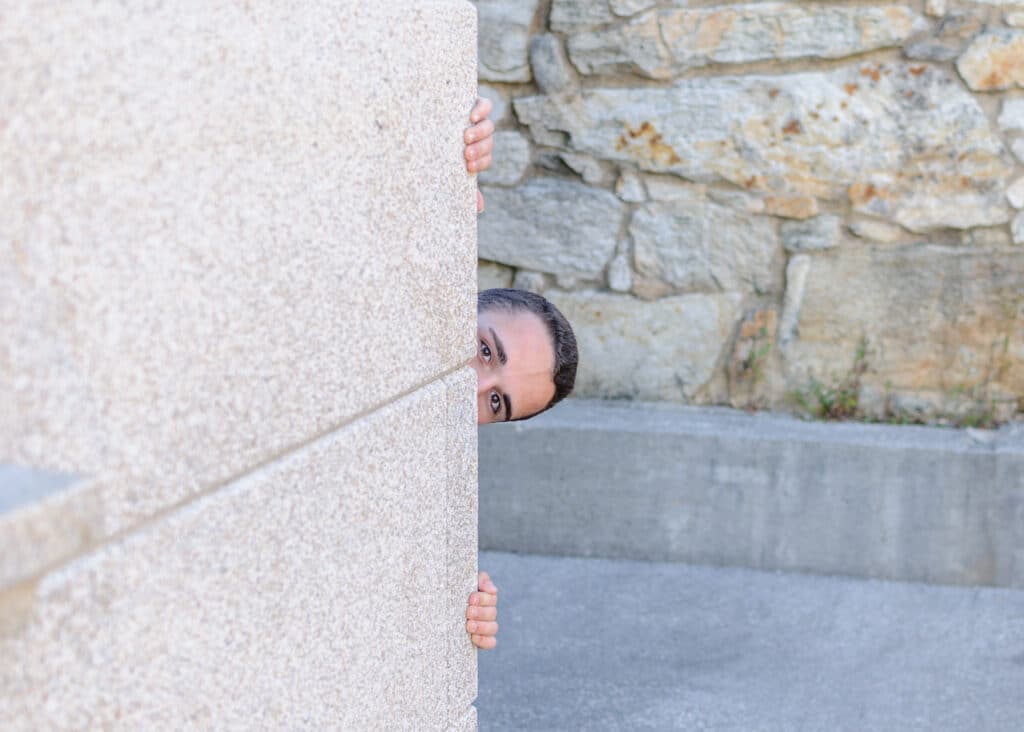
top-left (0, 466), bottom-right (100, 589)
top-left (480, 400), bottom-right (1024, 588)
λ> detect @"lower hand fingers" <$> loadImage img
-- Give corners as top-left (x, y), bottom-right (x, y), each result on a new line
top-left (467, 154), bottom-right (492, 174)
top-left (472, 634), bottom-right (497, 650)
top-left (464, 139), bottom-right (492, 161)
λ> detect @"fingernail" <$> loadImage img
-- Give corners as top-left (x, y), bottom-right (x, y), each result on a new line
top-left (468, 621), bottom-right (477, 632)
top-left (469, 607), bottom-right (477, 619)
top-left (485, 583), bottom-right (496, 592)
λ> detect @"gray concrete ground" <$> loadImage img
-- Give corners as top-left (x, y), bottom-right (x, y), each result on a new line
top-left (477, 550), bottom-right (1024, 732)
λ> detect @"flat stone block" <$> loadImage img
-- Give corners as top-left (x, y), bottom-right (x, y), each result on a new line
top-left (479, 400), bottom-right (1024, 588)
top-left (444, 369), bottom-right (479, 722)
top-left (1, 0), bottom-right (478, 537)
top-left (0, 378), bottom-right (478, 730)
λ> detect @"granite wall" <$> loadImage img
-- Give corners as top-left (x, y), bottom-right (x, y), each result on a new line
top-left (476, 0), bottom-right (1024, 426)
top-left (1, 1), bottom-right (479, 729)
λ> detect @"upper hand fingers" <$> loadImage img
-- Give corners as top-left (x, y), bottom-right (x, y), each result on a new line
top-left (464, 118), bottom-right (495, 145)
top-left (466, 605), bottom-right (497, 622)
top-left (469, 590), bottom-right (498, 608)
top-left (471, 97), bottom-right (493, 123)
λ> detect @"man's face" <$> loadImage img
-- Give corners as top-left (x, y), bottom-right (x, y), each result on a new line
top-left (471, 307), bottom-right (556, 425)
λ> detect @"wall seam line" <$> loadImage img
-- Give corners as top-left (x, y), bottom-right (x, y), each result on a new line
top-left (4, 362), bottom-right (475, 591)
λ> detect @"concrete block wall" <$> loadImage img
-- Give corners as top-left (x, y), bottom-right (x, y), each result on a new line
top-left (1, 1), bottom-right (479, 728)
top-left (480, 400), bottom-right (1024, 588)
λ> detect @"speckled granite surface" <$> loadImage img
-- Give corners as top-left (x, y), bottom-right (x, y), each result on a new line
top-left (1, 0), bottom-right (479, 728)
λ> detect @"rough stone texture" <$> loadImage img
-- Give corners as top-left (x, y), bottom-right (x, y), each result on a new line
top-left (728, 306), bottom-right (782, 409)
top-left (781, 215), bottom-right (842, 253)
top-left (478, 179), bottom-right (623, 278)
top-left (778, 255), bottom-right (810, 347)
top-left (611, 0), bottom-right (657, 17)
top-left (558, 152), bottom-right (613, 185)
top-left (566, 11), bottom-right (674, 79)
top-left (1014, 212), bottom-right (1024, 244)
top-left (1008, 178), bottom-right (1024, 209)
top-left (615, 170), bottom-right (646, 202)
top-left (1014, 139), bottom-right (1024, 163)
top-left (630, 195), bottom-right (784, 296)
top-left (566, 4), bottom-right (926, 78)
top-left (957, 31), bottom-right (1024, 90)
top-left (1, 379), bottom-right (480, 730)
top-left (607, 254), bottom-right (633, 292)
top-left (478, 1), bottom-right (1024, 421)
top-left (545, 291), bottom-right (743, 401)
top-left (1, 2), bottom-right (479, 728)
top-left (999, 98), bottom-right (1024, 132)
top-left (549, 0), bottom-right (616, 33)
top-left (962, 227), bottom-right (1014, 248)
top-left (478, 260), bottom-right (514, 290)
top-left (529, 34), bottom-right (577, 96)
top-left (476, 84), bottom-right (508, 125)
top-left (848, 217), bottom-right (906, 243)
top-left (904, 11), bottom-right (983, 61)
top-left (1008, 11), bottom-right (1024, 27)
top-left (511, 270), bottom-right (547, 294)
top-left (478, 130), bottom-right (531, 186)
top-left (515, 63), bottom-right (1012, 232)
top-left (478, 401), bottom-right (1024, 587)
top-left (476, 0), bottom-right (539, 82)
top-left (783, 245), bottom-right (1024, 413)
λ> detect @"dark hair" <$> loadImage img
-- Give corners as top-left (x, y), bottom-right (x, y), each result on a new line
top-left (477, 288), bottom-right (578, 419)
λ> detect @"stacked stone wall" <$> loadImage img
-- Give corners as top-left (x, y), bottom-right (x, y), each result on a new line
top-left (476, 0), bottom-right (1024, 425)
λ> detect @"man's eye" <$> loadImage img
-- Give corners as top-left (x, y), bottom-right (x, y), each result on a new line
top-left (490, 392), bottom-right (501, 414)
top-left (480, 341), bottom-right (492, 362)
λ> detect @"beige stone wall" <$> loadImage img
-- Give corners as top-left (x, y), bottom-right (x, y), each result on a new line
top-left (1, 1), bottom-right (479, 729)
top-left (477, 0), bottom-right (1024, 426)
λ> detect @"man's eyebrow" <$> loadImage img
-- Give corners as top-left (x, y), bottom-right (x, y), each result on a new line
top-left (503, 393), bottom-right (513, 422)
top-left (489, 328), bottom-right (508, 366)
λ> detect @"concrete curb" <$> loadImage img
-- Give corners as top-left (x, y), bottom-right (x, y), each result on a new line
top-left (479, 400), bottom-right (1024, 587)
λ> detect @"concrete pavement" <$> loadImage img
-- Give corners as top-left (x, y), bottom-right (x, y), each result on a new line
top-left (477, 550), bottom-right (1024, 731)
